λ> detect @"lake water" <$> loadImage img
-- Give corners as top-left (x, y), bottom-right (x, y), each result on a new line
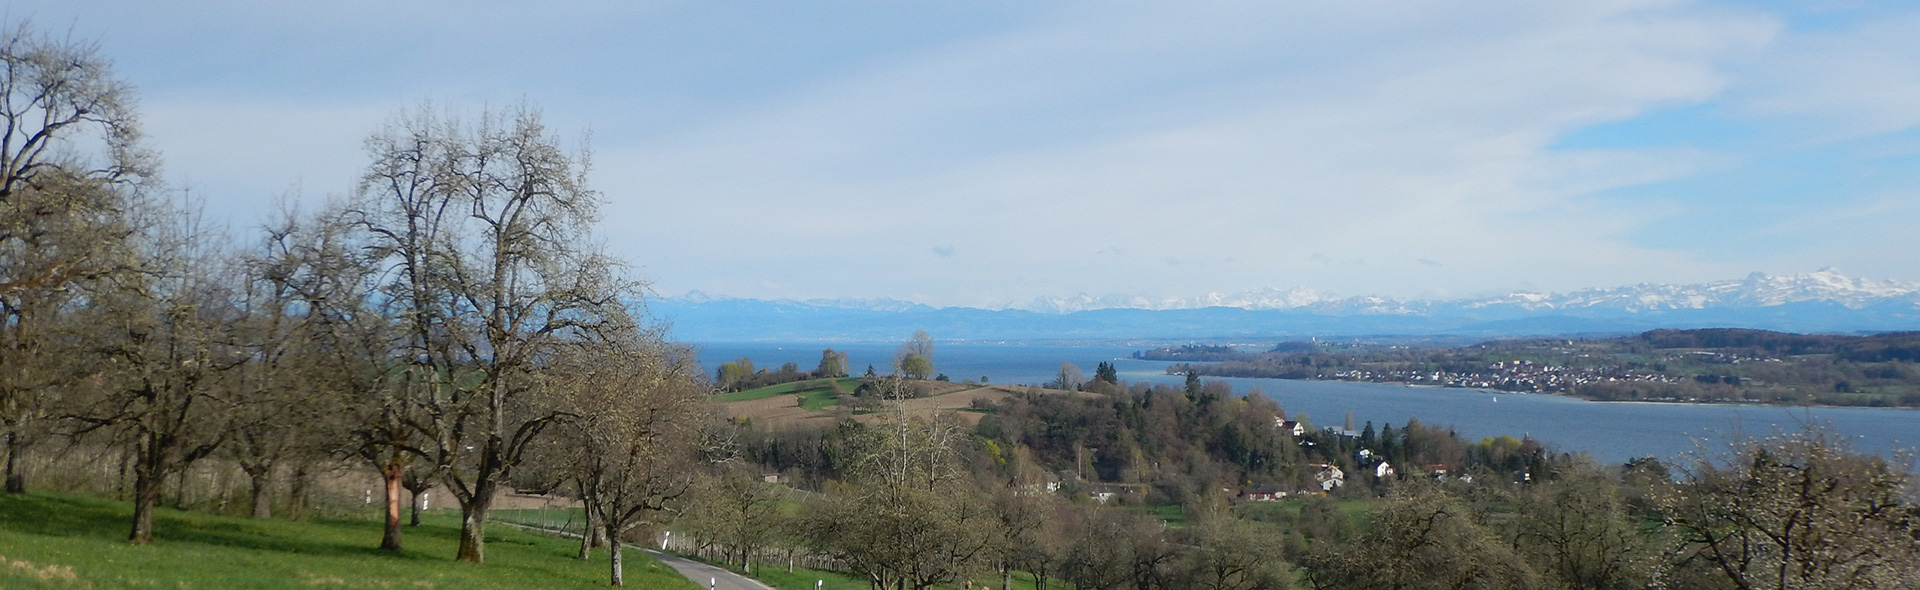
top-left (695, 342), bottom-right (1920, 464)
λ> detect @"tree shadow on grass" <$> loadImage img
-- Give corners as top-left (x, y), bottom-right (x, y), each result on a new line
top-left (0, 493), bottom-right (131, 539)
top-left (0, 493), bottom-right (446, 562)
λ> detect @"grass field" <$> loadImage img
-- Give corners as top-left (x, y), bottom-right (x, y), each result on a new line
top-left (717, 378), bottom-right (862, 403)
top-left (0, 492), bottom-right (698, 590)
top-left (1139, 503), bottom-right (1188, 527)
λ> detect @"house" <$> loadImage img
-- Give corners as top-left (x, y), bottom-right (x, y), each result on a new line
top-left (1086, 483), bottom-right (1142, 504)
top-left (1311, 463), bottom-right (1345, 491)
top-left (1276, 419), bottom-right (1305, 437)
top-left (1241, 484), bottom-right (1289, 502)
top-left (1374, 462), bottom-right (1394, 478)
top-left (1015, 471), bottom-right (1063, 497)
top-left (1425, 464), bottom-right (1467, 482)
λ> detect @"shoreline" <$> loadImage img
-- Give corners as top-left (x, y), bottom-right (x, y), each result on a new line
top-left (1178, 373), bottom-right (1920, 411)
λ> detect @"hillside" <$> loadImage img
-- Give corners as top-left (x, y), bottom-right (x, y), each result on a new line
top-left (1173, 328), bottom-right (1920, 407)
top-left (719, 378), bottom-right (1094, 430)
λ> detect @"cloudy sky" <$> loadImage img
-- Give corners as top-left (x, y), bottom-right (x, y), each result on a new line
top-left (13, 1), bottom-right (1920, 307)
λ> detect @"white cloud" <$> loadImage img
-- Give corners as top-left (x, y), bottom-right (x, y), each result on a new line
top-left (1731, 12), bottom-right (1920, 140)
top-left (611, 1), bottom-right (1777, 305)
top-left (27, 0), bottom-right (1917, 308)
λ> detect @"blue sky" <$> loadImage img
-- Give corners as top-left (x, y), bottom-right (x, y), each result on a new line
top-left (11, 0), bottom-right (1920, 307)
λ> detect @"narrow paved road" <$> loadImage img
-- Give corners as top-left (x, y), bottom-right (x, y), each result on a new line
top-left (648, 550), bottom-right (773, 590)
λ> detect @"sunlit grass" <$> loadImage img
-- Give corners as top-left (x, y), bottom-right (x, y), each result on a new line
top-left (0, 491), bottom-right (697, 590)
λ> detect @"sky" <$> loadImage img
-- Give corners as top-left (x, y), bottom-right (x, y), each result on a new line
top-left (10, 0), bottom-right (1920, 308)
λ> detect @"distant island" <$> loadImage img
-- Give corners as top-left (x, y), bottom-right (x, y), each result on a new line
top-left (1164, 328), bottom-right (1920, 408)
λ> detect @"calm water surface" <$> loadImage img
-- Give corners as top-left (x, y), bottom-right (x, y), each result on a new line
top-left (696, 342), bottom-right (1920, 464)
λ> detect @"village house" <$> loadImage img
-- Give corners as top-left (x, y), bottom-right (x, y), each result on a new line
top-left (1014, 471), bottom-right (1063, 497)
top-left (1086, 483), bottom-right (1143, 504)
top-left (1311, 463), bottom-right (1345, 491)
top-left (1241, 484), bottom-right (1289, 502)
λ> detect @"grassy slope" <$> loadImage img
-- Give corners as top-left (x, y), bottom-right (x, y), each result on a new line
top-left (0, 492), bottom-right (698, 590)
top-left (717, 378), bottom-right (862, 403)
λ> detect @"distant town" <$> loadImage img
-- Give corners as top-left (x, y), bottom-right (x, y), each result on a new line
top-left (1153, 328), bottom-right (1920, 407)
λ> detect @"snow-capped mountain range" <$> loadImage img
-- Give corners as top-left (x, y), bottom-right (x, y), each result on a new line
top-left (653, 270), bottom-right (1920, 341)
top-left (677, 270), bottom-right (1919, 315)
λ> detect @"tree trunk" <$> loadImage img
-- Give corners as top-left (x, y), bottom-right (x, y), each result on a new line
top-left (247, 469), bottom-right (273, 518)
top-left (456, 484), bottom-right (495, 563)
top-left (379, 460), bottom-right (404, 551)
top-left (403, 471), bottom-right (436, 527)
top-left (607, 522), bottom-right (625, 587)
top-left (169, 468), bottom-right (188, 509)
top-left (409, 488), bottom-right (424, 526)
top-left (577, 502), bottom-right (600, 560)
top-left (129, 463), bottom-right (161, 543)
top-left (4, 432), bottom-right (25, 494)
top-left (287, 463), bottom-right (311, 520)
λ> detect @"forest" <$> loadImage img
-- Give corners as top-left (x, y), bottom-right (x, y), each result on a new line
top-left (2, 20), bottom-right (1918, 590)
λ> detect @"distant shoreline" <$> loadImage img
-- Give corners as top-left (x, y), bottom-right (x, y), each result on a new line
top-left (1188, 373), bottom-right (1920, 411)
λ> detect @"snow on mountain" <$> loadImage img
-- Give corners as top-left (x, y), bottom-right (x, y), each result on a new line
top-left (1510, 269), bottom-right (1920, 312)
top-left (1005, 270), bottom-right (1920, 314)
top-left (1014, 286), bottom-right (1333, 313)
top-left (667, 270), bottom-right (1919, 316)
top-left (797, 297), bottom-right (936, 313)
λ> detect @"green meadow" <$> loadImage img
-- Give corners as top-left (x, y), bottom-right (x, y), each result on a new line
top-left (0, 492), bottom-right (697, 590)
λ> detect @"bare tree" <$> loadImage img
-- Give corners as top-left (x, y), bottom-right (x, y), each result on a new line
top-left (988, 486), bottom-right (1054, 590)
top-left (0, 22), bottom-right (153, 205)
top-left (354, 103), bottom-right (631, 563)
top-left (1178, 506), bottom-right (1292, 590)
top-left (1508, 460), bottom-right (1656, 590)
top-left (893, 331), bottom-right (936, 379)
top-left (682, 464), bottom-right (784, 572)
top-left (545, 325), bottom-right (713, 586)
top-left (225, 208), bottom-right (341, 519)
top-left (802, 380), bottom-right (995, 590)
top-left (1660, 428), bottom-right (1920, 589)
top-left (1301, 482), bottom-right (1542, 590)
top-left (1059, 504), bottom-right (1167, 590)
top-left (0, 22), bottom-right (152, 494)
top-left (1055, 362), bottom-right (1084, 391)
top-left (76, 205), bottom-right (245, 544)
top-left (294, 203), bottom-right (432, 550)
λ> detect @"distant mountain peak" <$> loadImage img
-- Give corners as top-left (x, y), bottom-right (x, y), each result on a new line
top-left (665, 270), bottom-right (1919, 316)
top-left (651, 271), bottom-right (1920, 341)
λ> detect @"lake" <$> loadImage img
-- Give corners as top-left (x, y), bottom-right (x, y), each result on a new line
top-left (695, 342), bottom-right (1920, 464)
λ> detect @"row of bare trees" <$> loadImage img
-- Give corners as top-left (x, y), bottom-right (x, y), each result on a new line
top-left (0, 22), bottom-right (717, 585)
